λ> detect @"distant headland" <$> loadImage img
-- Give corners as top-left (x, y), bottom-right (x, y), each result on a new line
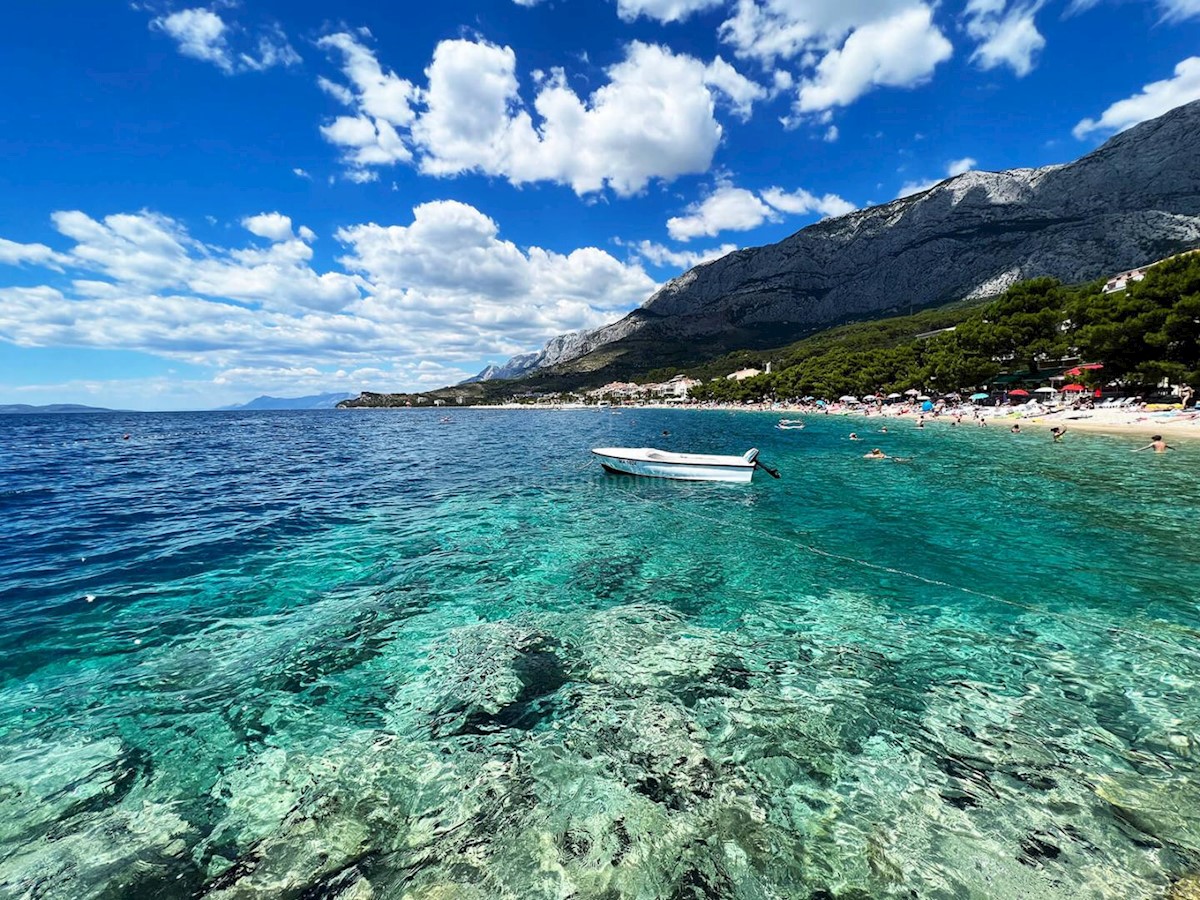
top-left (0, 403), bottom-right (120, 415)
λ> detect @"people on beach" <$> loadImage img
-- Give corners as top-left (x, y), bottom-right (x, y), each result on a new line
top-left (1050, 425), bottom-right (1066, 442)
top-left (1132, 435), bottom-right (1175, 453)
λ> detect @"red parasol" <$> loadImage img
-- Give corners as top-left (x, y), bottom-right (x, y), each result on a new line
top-left (1064, 363), bottom-right (1104, 376)
top-left (1008, 389), bottom-right (1030, 397)
top-left (1062, 383), bottom-right (1086, 392)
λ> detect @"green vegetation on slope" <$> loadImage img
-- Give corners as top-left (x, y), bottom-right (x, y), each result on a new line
top-left (689, 252), bottom-right (1200, 402)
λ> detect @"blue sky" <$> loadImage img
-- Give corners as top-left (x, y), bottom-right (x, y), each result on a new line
top-left (1, 0), bottom-right (1198, 409)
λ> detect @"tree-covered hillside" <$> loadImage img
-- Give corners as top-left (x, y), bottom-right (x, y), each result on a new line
top-left (689, 252), bottom-right (1200, 402)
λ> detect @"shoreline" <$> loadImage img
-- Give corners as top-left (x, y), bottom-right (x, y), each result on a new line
top-left (801, 407), bottom-right (1200, 440)
top-left (457, 401), bottom-right (1200, 440)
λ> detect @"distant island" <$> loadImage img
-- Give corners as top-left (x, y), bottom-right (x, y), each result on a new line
top-left (0, 403), bottom-right (120, 415)
top-left (221, 392), bottom-right (356, 411)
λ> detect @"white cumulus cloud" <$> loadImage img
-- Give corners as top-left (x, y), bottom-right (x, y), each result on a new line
top-left (617, 0), bottom-right (725, 23)
top-left (668, 182), bottom-right (855, 240)
top-left (795, 6), bottom-right (953, 112)
top-left (0, 238), bottom-right (69, 270)
top-left (761, 186), bottom-right (856, 217)
top-left (667, 186), bottom-right (778, 241)
top-left (0, 203), bottom-right (657, 395)
top-left (632, 241), bottom-right (740, 269)
top-left (317, 33), bottom-right (766, 195)
top-left (717, 0), bottom-right (952, 121)
top-left (150, 7), bottom-right (299, 74)
top-left (1073, 56), bottom-right (1200, 139)
top-left (964, 0), bottom-right (1046, 76)
top-left (242, 213), bottom-right (297, 242)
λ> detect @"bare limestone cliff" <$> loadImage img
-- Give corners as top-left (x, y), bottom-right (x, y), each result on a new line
top-left (471, 99), bottom-right (1200, 382)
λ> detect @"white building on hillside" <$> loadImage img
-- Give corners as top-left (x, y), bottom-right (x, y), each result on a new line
top-left (664, 374), bottom-right (701, 396)
top-left (726, 368), bottom-right (762, 381)
top-left (1102, 267), bottom-right (1147, 294)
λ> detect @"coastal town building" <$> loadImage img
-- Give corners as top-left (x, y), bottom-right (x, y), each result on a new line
top-left (1102, 267), bottom-right (1147, 294)
top-left (726, 368), bottom-right (762, 381)
top-left (583, 374), bottom-right (702, 403)
top-left (664, 374), bottom-right (701, 396)
top-left (1101, 248), bottom-right (1200, 294)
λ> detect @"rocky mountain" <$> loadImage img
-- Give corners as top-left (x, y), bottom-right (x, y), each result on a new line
top-left (458, 351), bottom-right (542, 383)
top-left (221, 392), bottom-right (356, 410)
top-left (480, 99), bottom-right (1200, 381)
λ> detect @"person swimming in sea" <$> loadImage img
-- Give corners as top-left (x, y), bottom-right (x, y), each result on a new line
top-left (1050, 425), bottom-right (1066, 442)
top-left (1132, 435), bottom-right (1175, 453)
top-left (864, 448), bottom-right (912, 463)
top-left (1011, 424), bottom-right (1021, 434)
top-left (849, 432), bottom-right (861, 440)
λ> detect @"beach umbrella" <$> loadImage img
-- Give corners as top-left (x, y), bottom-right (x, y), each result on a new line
top-left (1009, 389), bottom-right (1030, 397)
top-left (886, 392), bottom-right (902, 399)
top-left (1062, 383), bottom-right (1086, 392)
top-left (903, 389), bottom-right (920, 396)
top-left (1033, 387), bottom-right (1056, 394)
top-left (969, 392), bottom-right (989, 400)
top-left (921, 400), bottom-right (934, 412)
top-left (1065, 363), bottom-right (1103, 376)
top-left (839, 395), bottom-right (857, 403)
top-left (916, 395), bottom-right (931, 401)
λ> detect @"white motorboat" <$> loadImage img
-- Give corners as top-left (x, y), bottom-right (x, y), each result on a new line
top-left (591, 447), bottom-right (778, 482)
top-left (776, 419), bottom-right (805, 430)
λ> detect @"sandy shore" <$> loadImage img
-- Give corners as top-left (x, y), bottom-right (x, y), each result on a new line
top-left (824, 406), bottom-right (1200, 440)
top-left (1020, 412), bottom-right (1200, 438)
top-left (467, 400), bottom-right (1200, 441)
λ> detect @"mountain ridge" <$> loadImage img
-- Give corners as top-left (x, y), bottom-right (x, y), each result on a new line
top-left (221, 392), bottom-right (356, 410)
top-left (469, 99), bottom-right (1200, 383)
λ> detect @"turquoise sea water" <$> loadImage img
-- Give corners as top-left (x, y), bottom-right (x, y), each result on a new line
top-left (1, 408), bottom-right (1198, 899)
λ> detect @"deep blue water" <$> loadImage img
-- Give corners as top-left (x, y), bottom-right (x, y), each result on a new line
top-left (1, 408), bottom-right (1198, 898)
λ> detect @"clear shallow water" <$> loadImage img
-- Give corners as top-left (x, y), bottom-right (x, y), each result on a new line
top-left (1, 408), bottom-right (1198, 899)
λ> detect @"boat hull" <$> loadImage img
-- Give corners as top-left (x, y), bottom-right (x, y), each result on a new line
top-left (592, 448), bottom-right (756, 483)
